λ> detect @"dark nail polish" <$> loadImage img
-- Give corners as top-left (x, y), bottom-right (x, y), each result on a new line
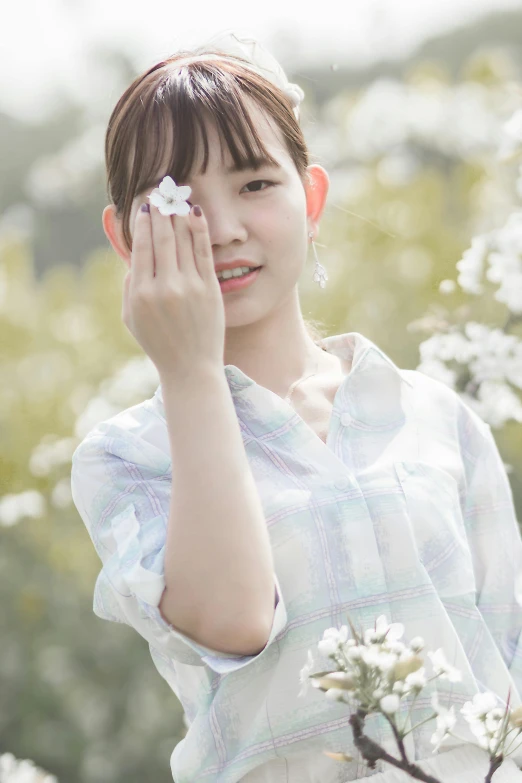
top-left (141, 203), bottom-right (150, 213)
top-left (193, 205), bottom-right (202, 217)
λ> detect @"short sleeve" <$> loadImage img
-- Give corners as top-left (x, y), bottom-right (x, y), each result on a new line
top-left (458, 403), bottom-right (522, 695)
top-left (70, 425), bottom-right (287, 674)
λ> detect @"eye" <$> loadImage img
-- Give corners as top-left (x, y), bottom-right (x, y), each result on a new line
top-left (184, 179), bottom-right (276, 207)
top-left (241, 180), bottom-right (276, 194)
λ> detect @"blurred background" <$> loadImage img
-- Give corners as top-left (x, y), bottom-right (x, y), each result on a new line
top-left (2, 1), bottom-right (522, 781)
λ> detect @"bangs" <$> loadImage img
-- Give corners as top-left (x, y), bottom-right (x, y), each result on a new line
top-left (106, 52), bottom-right (309, 252)
top-left (129, 62), bottom-right (282, 199)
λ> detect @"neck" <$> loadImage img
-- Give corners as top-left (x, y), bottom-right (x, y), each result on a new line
top-left (222, 289), bottom-right (331, 396)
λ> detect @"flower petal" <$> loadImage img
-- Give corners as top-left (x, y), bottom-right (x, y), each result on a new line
top-left (159, 176), bottom-right (177, 196)
top-left (173, 201), bottom-right (191, 216)
top-left (148, 191), bottom-right (165, 208)
top-left (176, 185), bottom-right (192, 200)
top-left (388, 622), bottom-right (405, 640)
top-left (380, 694), bottom-right (400, 714)
top-left (158, 202), bottom-right (178, 216)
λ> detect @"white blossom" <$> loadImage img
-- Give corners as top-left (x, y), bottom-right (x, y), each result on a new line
top-left (409, 636), bottom-right (425, 653)
top-left (318, 637), bottom-right (339, 656)
top-left (380, 694), bottom-right (401, 714)
top-left (427, 648), bottom-right (462, 682)
top-left (369, 614), bottom-right (405, 643)
top-left (147, 176), bottom-right (192, 216)
top-left (461, 692), bottom-right (499, 722)
top-left (430, 705), bottom-right (457, 752)
top-left (346, 645), bottom-right (364, 661)
top-left (403, 666), bottom-right (427, 693)
top-left (298, 650), bottom-right (315, 698)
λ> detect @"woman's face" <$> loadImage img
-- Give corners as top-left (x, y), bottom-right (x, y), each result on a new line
top-left (127, 97), bottom-right (328, 326)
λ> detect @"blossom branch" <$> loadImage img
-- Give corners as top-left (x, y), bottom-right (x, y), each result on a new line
top-left (300, 614), bottom-right (522, 782)
top-left (349, 709), bottom-right (442, 783)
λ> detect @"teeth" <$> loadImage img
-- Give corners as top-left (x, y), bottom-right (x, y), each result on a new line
top-left (217, 266), bottom-right (255, 281)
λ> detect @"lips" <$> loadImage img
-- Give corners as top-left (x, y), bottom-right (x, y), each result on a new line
top-left (214, 261), bottom-right (261, 273)
top-left (216, 266), bottom-right (262, 277)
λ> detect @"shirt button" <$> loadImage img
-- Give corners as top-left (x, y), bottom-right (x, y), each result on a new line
top-left (334, 476), bottom-right (352, 491)
top-left (341, 413), bottom-right (352, 427)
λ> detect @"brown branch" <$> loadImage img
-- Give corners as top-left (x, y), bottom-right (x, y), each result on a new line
top-left (349, 710), bottom-right (443, 783)
top-left (388, 713), bottom-right (409, 764)
top-left (485, 755), bottom-right (503, 783)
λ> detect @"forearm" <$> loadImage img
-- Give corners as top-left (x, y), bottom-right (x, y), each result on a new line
top-left (158, 365), bottom-right (276, 654)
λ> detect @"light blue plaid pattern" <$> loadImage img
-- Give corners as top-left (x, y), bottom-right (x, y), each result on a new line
top-left (70, 332), bottom-right (522, 782)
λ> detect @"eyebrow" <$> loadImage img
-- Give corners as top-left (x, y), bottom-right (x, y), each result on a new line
top-left (225, 157), bottom-right (281, 173)
top-left (142, 157), bottom-right (281, 193)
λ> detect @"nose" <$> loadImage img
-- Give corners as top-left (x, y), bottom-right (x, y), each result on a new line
top-left (200, 200), bottom-right (249, 250)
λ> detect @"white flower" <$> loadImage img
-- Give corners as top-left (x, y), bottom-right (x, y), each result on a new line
top-left (373, 615), bottom-right (405, 643)
top-left (318, 626), bottom-right (350, 656)
top-left (431, 706), bottom-right (456, 752)
top-left (427, 649), bottom-right (462, 682)
top-left (409, 636), bottom-right (425, 653)
top-left (346, 645), bottom-right (363, 661)
top-left (147, 176), bottom-right (192, 216)
top-left (388, 640), bottom-right (408, 655)
top-left (298, 650), bottom-right (315, 698)
top-left (439, 279), bottom-right (456, 295)
top-left (485, 707), bottom-right (506, 734)
top-left (318, 638), bottom-right (339, 656)
top-left (360, 644), bottom-right (394, 669)
top-left (322, 626), bottom-right (349, 644)
top-left (461, 692), bottom-right (499, 722)
top-left (324, 687), bottom-right (346, 702)
top-left (380, 694), bottom-right (401, 714)
top-left (502, 109), bottom-right (522, 148)
top-left (377, 651), bottom-right (399, 672)
top-left (404, 666), bottom-right (427, 692)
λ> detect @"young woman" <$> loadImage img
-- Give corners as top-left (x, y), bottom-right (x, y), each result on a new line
top-left (70, 31), bottom-right (522, 782)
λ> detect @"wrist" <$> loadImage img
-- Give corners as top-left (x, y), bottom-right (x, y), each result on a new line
top-left (158, 362), bottom-right (224, 391)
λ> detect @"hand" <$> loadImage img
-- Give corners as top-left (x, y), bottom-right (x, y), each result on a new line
top-left (122, 203), bottom-right (225, 381)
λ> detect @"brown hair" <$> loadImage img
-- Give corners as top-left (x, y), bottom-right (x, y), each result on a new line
top-left (104, 45), bottom-right (328, 343)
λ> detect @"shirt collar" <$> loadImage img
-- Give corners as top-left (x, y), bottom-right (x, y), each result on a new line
top-left (155, 331), bottom-right (413, 403)
top-left (317, 332), bottom-right (413, 389)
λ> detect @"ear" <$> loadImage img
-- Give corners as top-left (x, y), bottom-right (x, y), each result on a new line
top-left (102, 204), bottom-right (132, 269)
top-left (304, 165), bottom-right (330, 239)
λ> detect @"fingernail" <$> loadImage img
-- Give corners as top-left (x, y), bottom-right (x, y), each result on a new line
top-left (141, 203), bottom-right (150, 213)
top-left (193, 205), bottom-right (202, 217)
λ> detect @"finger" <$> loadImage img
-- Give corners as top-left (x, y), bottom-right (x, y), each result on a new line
top-left (149, 203), bottom-right (179, 281)
top-left (188, 206), bottom-right (215, 282)
top-left (130, 204), bottom-right (155, 285)
top-left (170, 212), bottom-right (197, 277)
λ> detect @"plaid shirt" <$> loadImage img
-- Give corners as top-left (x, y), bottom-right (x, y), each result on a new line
top-left (70, 332), bottom-right (522, 782)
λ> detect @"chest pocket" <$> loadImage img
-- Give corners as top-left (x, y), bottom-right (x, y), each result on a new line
top-left (394, 461), bottom-right (476, 599)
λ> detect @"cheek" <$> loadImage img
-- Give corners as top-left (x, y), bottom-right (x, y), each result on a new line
top-left (254, 201), bottom-right (300, 239)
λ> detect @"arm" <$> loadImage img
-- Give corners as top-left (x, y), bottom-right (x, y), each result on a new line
top-left (157, 364), bottom-right (277, 655)
top-left (461, 413), bottom-right (522, 692)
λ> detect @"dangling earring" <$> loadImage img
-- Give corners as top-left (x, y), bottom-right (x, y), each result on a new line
top-left (308, 231), bottom-right (328, 288)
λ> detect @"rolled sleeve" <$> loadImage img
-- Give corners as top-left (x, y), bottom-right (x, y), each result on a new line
top-left (71, 430), bottom-right (287, 674)
top-left (459, 407), bottom-right (522, 695)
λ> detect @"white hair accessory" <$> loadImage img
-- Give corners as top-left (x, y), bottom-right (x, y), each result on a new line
top-left (182, 29), bottom-right (305, 121)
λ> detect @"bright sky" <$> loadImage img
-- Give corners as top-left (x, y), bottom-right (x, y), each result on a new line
top-left (2, 0), bottom-right (521, 124)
